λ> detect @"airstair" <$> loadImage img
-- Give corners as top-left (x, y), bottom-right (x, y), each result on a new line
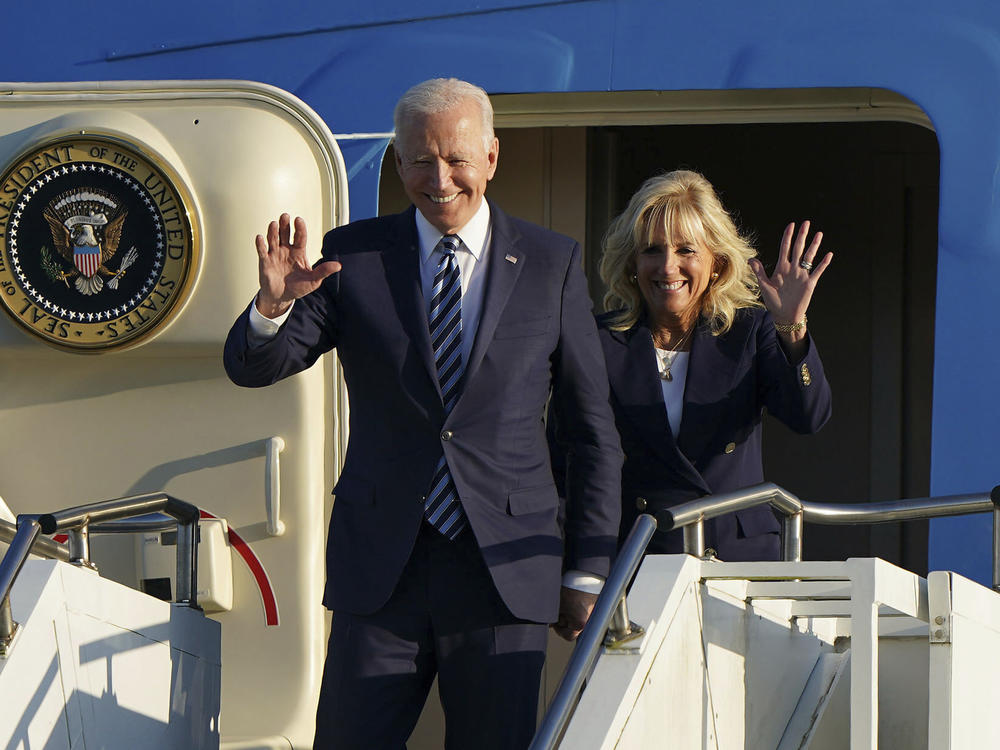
top-left (2, 484), bottom-right (999, 749)
top-left (533, 484), bottom-right (1000, 750)
top-left (552, 555), bottom-right (1000, 749)
top-left (0, 494), bottom-right (220, 750)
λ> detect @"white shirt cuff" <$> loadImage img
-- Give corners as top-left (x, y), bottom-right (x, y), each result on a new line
top-left (562, 570), bottom-right (605, 595)
top-left (247, 296), bottom-right (293, 346)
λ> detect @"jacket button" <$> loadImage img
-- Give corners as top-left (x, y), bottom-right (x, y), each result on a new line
top-left (801, 363), bottom-right (812, 386)
top-left (724, 442), bottom-right (736, 454)
top-left (441, 430), bottom-right (453, 441)
top-left (636, 497), bottom-right (648, 511)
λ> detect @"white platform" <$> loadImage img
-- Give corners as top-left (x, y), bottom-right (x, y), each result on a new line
top-left (0, 559), bottom-right (221, 750)
top-left (558, 555), bottom-right (1000, 750)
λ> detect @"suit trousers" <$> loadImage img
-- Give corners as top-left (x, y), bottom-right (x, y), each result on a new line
top-left (313, 521), bottom-right (549, 750)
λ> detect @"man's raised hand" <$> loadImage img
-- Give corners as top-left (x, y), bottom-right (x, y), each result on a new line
top-left (255, 213), bottom-right (341, 318)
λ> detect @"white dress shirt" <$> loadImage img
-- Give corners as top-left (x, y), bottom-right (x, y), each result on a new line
top-left (415, 200), bottom-right (490, 367)
top-left (654, 349), bottom-right (690, 439)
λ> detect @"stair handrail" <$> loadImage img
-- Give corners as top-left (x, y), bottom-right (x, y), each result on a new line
top-left (656, 481), bottom-right (1000, 590)
top-left (0, 492), bottom-right (200, 658)
top-left (530, 481), bottom-right (1000, 748)
top-left (529, 513), bottom-right (657, 750)
top-left (0, 518), bottom-right (70, 562)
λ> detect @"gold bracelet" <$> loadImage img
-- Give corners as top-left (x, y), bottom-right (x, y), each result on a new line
top-left (774, 314), bottom-right (807, 334)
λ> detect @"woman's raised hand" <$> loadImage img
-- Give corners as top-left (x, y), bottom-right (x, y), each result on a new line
top-left (749, 220), bottom-right (832, 339)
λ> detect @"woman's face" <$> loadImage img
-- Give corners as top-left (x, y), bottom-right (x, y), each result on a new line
top-left (635, 223), bottom-right (715, 328)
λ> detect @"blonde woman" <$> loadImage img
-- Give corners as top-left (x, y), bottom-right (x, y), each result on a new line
top-left (595, 170), bottom-right (832, 559)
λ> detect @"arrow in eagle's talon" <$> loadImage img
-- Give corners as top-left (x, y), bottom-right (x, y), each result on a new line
top-left (108, 246), bottom-right (138, 290)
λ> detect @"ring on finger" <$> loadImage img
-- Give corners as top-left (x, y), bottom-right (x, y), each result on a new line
top-left (800, 260), bottom-right (814, 272)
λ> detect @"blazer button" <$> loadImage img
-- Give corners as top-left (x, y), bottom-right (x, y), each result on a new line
top-left (724, 442), bottom-right (736, 454)
top-left (441, 430), bottom-right (453, 441)
top-left (636, 496), bottom-right (648, 511)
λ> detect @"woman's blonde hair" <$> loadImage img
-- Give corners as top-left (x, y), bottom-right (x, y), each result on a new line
top-left (599, 170), bottom-right (761, 334)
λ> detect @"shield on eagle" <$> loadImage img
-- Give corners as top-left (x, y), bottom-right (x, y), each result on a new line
top-left (43, 190), bottom-right (127, 295)
top-left (69, 215), bottom-right (106, 278)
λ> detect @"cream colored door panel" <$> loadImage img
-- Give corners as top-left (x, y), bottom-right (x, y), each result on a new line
top-left (0, 81), bottom-right (348, 748)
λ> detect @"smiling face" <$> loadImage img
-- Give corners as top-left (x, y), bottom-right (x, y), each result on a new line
top-left (394, 99), bottom-right (499, 235)
top-left (635, 220), bottom-right (716, 331)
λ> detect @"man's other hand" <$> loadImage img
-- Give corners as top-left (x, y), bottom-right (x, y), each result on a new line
top-left (552, 586), bottom-right (598, 641)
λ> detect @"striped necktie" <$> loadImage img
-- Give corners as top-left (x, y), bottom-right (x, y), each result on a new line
top-left (423, 235), bottom-right (468, 538)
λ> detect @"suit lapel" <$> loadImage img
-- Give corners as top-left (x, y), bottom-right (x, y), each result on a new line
top-left (381, 207), bottom-right (441, 401)
top-left (605, 324), bottom-right (705, 490)
top-left (677, 317), bottom-right (751, 461)
top-left (463, 203), bottom-right (523, 384)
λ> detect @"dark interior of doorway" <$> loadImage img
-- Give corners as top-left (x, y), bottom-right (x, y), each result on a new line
top-left (587, 121), bottom-right (939, 571)
top-left (378, 118), bottom-right (939, 573)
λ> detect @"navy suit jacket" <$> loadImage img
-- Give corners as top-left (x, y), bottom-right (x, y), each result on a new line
top-left (600, 307), bottom-right (831, 560)
top-left (224, 203), bottom-right (622, 623)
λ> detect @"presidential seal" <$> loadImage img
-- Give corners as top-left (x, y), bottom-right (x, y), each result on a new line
top-left (0, 136), bottom-right (198, 351)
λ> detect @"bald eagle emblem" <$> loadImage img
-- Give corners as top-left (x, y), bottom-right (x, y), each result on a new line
top-left (42, 188), bottom-right (136, 295)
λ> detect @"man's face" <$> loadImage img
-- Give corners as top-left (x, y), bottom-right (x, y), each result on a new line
top-left (394, 99), bottom-right (499, 235)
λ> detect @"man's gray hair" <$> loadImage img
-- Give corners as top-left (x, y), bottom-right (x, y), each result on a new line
top-left (394, 78), bottom-right (495, 152)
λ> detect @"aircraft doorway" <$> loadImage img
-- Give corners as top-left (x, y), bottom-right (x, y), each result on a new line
top-left (377, 94), bottom-right (940, 573)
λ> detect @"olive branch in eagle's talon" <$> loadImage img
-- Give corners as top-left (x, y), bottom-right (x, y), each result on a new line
top-left (40, 245), bottom-right (71, 288)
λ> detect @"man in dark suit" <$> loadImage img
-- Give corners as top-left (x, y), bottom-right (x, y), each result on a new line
top-left (224, 78), bottom-right (621, 749)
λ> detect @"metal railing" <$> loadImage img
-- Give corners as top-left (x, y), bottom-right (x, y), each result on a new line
top-left (0, 518), bottom-right (70, 561)
top-left (529, 482), bottom-right (1000, 750)
top-left (0, 492), bottom-right (201, 657)
top-left (530, 514), bottom-right (657, 750)
top-left (657, 482), bottom-right (1000, 590)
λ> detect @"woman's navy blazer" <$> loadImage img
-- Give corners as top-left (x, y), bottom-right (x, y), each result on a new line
top-left (599, 307), bottom-right (832, 560)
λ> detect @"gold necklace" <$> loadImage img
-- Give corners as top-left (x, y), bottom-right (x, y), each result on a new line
top-left (653, 328), bottom-right (693, 382)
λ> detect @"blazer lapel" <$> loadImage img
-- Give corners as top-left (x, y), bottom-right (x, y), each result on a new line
top-left (605, 324), bottom-right (706, 490)
top-left (463, 203), bottom-right (523, 384)
top-left (677, 317), bottom-right (751, 461)
top-left (381, 207), bottom-right (441, 401)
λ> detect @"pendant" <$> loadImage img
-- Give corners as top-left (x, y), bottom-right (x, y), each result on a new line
top-left (660, 368), bottom-right (673, 382)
